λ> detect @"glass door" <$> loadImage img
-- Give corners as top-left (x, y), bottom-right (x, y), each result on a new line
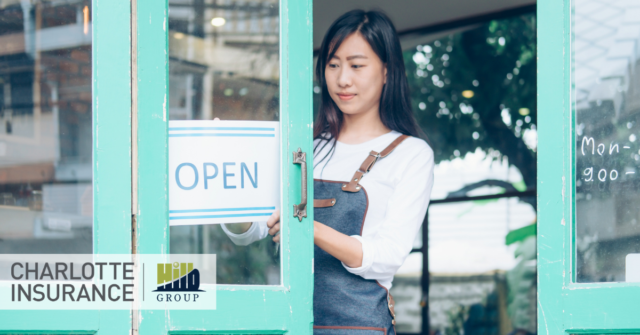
top-left (0, 0), bottom-right (132, 332)
top-left (134, 0), bottom-right (313, 332)
top-left (539, 0), bottom-right (640, 332)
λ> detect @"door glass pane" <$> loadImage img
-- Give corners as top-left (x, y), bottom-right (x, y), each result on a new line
top-left (573, 0), bottom-right (640, 282)
top-left (0, 0), bottom-right (93, 254)
top-left (168, 0), bottom-right (280, 285)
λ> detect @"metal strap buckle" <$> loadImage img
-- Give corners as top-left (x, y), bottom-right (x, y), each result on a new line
top-left (366, 152), bottom-right (381, 172)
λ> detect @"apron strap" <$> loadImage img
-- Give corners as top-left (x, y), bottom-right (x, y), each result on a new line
top-left (314, 198), bottom-right (336, 208)
top-left (342, 134), bottom-right (409, 192)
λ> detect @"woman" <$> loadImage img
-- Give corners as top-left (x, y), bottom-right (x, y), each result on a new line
top-left (223, 9), bottom-right (434, 335)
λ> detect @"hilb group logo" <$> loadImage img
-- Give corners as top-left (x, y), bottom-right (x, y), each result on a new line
top-left (154, 262), bottom-right (204, 303)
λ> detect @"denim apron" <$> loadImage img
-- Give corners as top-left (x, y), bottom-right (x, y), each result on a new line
top-left (312, 135), bottom-right (409, 335)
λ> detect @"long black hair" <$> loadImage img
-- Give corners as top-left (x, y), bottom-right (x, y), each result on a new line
top-left (313, 9), bottom-right (423, 166)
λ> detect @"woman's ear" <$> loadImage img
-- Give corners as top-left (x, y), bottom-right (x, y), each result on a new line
top-left (383, 65), bottom-right (388, 84)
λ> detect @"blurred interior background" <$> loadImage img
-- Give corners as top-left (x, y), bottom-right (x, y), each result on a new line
top-left (0, 0), bottom-right (94, 253)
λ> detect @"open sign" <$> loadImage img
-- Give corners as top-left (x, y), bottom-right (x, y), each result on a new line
top-left (168, 120), bottom-right (280, 225)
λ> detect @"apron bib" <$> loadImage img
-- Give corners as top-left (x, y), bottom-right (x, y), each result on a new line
top-left (312, 135), bottom-right (409, 335)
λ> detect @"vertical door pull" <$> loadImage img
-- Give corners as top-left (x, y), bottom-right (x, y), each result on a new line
top-left (293, 148), bottom-right (307, 221)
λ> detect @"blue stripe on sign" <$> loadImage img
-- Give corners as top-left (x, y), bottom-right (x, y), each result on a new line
top-left (169, 133), bottom-right (275, 138)
top-left (170, 206), bottom-right (276, 214)
top-left (169, 127), bottom-right (275, 131)
top-left (170, 212), bottom-right (273, 220)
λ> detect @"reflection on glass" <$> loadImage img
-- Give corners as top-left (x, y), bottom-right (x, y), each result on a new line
top-left (391, 199), bottom-right (538, 333)
top-left (168, 0), bottom-right (280, 285)
top-left (391, 153), bottom-right (536, 333)
top-left (573, 0), bottom-right (640, 282)
top-left (0, 0), bottom-right (93, 254)
top-left (385, 12), bottom-right (538, 332)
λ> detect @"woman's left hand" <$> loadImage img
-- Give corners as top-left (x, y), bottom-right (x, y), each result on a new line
top-left (266, 209), bottom-right (281, 243)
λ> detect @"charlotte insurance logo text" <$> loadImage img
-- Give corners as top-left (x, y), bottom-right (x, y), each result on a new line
top-left (11, 261), bottom-right (134, 302)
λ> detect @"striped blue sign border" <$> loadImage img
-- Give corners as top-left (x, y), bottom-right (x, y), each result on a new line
top-left (169, 126), bottom-right (276, 138)
top-left (169, 133), bottom-right (275, 137)
top-left (169, 206), bottom-right (276, 220)
top-left (169, 127), bottom-right (275, 131)
top-left (170, 213), bottom-right (272, 220)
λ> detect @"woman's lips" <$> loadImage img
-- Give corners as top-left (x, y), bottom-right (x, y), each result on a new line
top-left (337, 93), bottom-right (356, 101)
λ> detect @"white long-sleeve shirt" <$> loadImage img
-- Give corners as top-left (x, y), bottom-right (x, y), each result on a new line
top-left (222, 130), bottom-right (435, 290)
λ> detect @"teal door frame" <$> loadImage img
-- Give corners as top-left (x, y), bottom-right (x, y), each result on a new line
top-left (134, 0), bottom-right (314, 333)
top-left (0, 0), bottom-right (132, 333)
top-left (538, 0), bottom-right (640, 333)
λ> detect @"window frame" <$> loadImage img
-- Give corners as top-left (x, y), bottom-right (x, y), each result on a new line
top-left (538, 0), bottom-right (640, 333)
top-left (133, 0), bottom-right (314, 333)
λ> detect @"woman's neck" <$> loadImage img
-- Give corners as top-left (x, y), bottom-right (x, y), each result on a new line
top-left (338, 108), bottom-right (391, 145)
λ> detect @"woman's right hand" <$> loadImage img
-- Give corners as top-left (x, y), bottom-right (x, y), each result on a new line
top-left (266, 209), bottom-right (281, 243)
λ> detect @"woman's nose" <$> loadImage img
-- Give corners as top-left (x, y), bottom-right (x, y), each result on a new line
top-left (337, 68), bottom-right (352, 88)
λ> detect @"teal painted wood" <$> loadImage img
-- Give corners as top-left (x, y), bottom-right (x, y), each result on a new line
top-left (92, 0), bottom-right (134, 332)
top-left (539, 0), bottom-right (640, 333)
top-left (0, 315), bottom-right (99, 334)
top-left (135, 0), bottom-right (314, 333)
top-left (93, 0), bottom-right (133, 258)
top-left (537, 0), bottom-right (566, 334)
top-left (135, 0), bottom-right (170, 257)
top-left (279, 0), bottom-right (315, 332)
top-left (0, 331), bottom-right (97, 335)
top-left (0, 0), bottom-right (132, 333)
top-left (135, 0), bottom-right (170, 333)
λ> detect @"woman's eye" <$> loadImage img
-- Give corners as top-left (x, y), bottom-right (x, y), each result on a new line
top-left (352, 65), bottom-right (363, 69)
top-left (328, 64), bottom-right (338, 68)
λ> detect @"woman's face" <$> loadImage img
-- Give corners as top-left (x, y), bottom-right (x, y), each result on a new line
top-left (325, 33), bottom-right (387, 116)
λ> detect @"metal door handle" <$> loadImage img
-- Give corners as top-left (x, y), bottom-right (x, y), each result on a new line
top-left (293, 148), bottom-right (307, 221)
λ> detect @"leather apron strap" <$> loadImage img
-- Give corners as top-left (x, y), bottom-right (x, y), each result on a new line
top-left (342, 134), bottom-right (409, 192)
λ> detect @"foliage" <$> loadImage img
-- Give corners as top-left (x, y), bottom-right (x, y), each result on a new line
top-left (506, 235), bottom-right (537, 332)
top-left (312, 14), bottom-right (537, 185)
top-left (445, 304), bottom-right (469, 335)
top-left (405, 14), bottom-right (537, 187)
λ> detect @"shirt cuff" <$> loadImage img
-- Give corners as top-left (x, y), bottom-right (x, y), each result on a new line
top-left (220, 221), bottom-right (266, 246)
top-left (341, 235), bottom-right (373, 276)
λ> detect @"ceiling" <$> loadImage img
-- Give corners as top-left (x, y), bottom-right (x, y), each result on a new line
top-left (313, 0), bottom-right (536, 49)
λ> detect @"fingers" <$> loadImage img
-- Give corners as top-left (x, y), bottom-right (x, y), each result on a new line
top-left (266, 209), bottom-right (280, 228)
top-left (268, 222), bottom-right (280, 236)
top-left (213, 117), bottom-right (220, 121)
top-left (267, 209), bottom-right (281, 243)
